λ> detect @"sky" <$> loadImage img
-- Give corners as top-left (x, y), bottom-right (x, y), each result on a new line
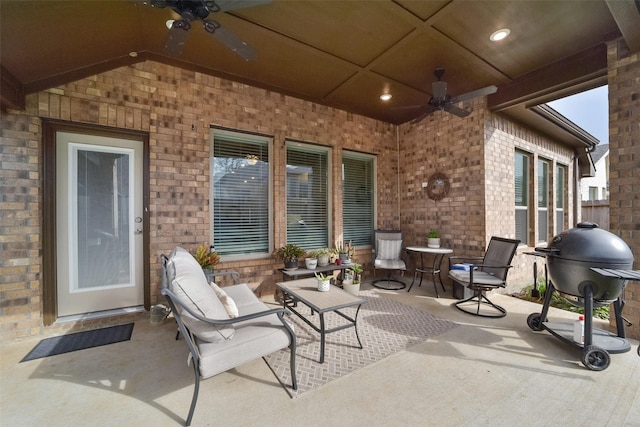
top-left (547, 85), bottom-right (609, 145)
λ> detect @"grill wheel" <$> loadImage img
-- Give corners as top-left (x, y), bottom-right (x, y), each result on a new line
top-left (581, 345), bottom-right (610, 371)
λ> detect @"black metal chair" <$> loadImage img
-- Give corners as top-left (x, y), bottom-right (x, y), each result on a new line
top-left (448, 237), bottom-right (520, 317)
top-left (372, 230), bottom-right (407, 290)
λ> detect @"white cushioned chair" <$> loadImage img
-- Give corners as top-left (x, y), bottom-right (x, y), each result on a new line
top-left (161, 247), bottom-right (297, 426)
top-left (372, 229), bottom-right (407, 290)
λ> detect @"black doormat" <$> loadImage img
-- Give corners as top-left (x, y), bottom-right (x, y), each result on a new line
top-left (20, 323), bottom-right (134, 362)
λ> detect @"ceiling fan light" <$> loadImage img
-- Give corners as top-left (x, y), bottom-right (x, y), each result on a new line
top-left (380, 93), bottom-right (392, 101)
top-left (166, 19), bottom-right (174, 29)
top-left (490, 28), bottom-right (510, 41)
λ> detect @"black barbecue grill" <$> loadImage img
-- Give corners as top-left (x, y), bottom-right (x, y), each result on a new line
top-left (527, 222), bottom-right (639, 371)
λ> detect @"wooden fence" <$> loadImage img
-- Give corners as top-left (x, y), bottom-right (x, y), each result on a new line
top-left (581, 200), bottom-right (609, 230)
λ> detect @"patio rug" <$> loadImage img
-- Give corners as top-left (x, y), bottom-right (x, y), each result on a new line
top-left (263, 290), bottom-right (458, 398)
top-left (21, 323), bottom-right (134, 362)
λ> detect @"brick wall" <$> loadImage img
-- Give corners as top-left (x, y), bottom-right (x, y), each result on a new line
top-left (607, 39), bottom-right (640, 339)
top-left (398, 99), bottom-right (576, 293)
top-left (0, 61), bottom-right (397, 339)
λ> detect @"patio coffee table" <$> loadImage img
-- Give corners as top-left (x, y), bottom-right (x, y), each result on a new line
top-left (276, 277), bottom-right (366, 363)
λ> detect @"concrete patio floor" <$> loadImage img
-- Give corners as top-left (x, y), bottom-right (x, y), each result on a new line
top-left (2, 278), bottom-right (639, 427)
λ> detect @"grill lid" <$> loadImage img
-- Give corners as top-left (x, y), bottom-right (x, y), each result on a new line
top-left (545, 222), bottom-right (634, 264)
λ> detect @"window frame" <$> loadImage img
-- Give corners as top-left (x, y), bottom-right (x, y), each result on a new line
top-left (537, 158), bottom-right (550, 243)
top-left (342, 151), bottom-right (376, 248)
top-left (285, 140), bottom-right (332, 250)
top-left (515, 150), bottom-right (530, 246)
top-left (210, 127), bottom-right (273, 261)
top-left (555, 163), bottom-right (567, 235)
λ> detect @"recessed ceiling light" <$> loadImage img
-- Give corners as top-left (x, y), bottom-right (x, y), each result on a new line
top-left (129, 51), bottom-right (138, 58)
top-left (166, 19), bottom-right (175, 29)
top-left (380, 93), bottom-right (392, 101)
top-left (490, 28), bottom-right (510, 41)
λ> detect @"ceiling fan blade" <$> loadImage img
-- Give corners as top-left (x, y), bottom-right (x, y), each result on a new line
top-left (444, 104), bottom-right (471, 117)
top-left (410, 105), bottom-right (438, 124)
top-left (209, 0), bottom-right (271, 12)
top-left (204, 19), bottom-right (256, 60)
top-left (164, 20), bottom-right (191, 56)
top-left (391, 104), bottom-right (426, 111)
top-left (451, 85), bottom-right (497, 103)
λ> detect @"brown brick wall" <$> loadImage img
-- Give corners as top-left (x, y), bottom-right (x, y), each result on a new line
top-left (607, 39), bottom-right (640, 339)
top-left (0, 61), bottom-right (397, 339)
top-left (398, 99), bottom-right (576, 293)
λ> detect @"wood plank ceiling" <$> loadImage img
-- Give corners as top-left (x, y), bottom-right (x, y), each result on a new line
top-left (1, 0), bottom-right (639, 139)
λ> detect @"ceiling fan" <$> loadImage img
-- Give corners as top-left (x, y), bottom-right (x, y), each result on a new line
top-left (404, 68), bottom-right (498, 124)
top-left (147, 0), bottom-right (270, 60)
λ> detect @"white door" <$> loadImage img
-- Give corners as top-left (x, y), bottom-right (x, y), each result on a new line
top-left (56, 132), bottom-right (144, 316)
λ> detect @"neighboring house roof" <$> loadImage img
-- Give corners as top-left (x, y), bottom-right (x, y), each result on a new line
top-left (591, 144), bottom-right (609, 164)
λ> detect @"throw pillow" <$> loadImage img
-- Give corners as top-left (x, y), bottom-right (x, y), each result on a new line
top-left (210, 282), bottom-right (239, 318)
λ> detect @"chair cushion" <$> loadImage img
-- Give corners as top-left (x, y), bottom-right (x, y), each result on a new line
top-left (374, 258), bottom-right (406, 270)
top-left (168, 247), bottom-right (235, 343)
top-left (196, 313), bottom-right (292, 379)
top-left (210, 282), bottom-right (239, 318)
top-left (377, 239), bottom-right (402, 260)
top-left (449, 269), bottom-right (505, 286)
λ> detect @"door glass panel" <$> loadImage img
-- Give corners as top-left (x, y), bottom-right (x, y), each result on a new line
top-left (70, 144), bottom-right (134, 292)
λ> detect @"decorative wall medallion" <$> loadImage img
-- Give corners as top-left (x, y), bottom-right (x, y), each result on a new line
top-left (426, 172), bottom-right (450, 201)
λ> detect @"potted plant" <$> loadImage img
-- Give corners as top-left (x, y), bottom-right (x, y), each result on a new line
top-left (343, 263), bottom-right (363, 295)
top-left (335, 239), bottom-right (353, 264)
top-left (193, 244), bottom-right (220, 281)
top-left (314, 272), bottom-right (334, 292)
top-left (310, 248), bottom-right (331, 267)
top-left (274, 243), bottom-right (306, 270)
top-left (427, 229), bottom-right (441, 248)
top-left (304, 250), bottom-right (318, 270)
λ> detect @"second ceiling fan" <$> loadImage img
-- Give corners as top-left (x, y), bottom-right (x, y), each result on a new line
top-left (404, 68), bottom-right (498, 124)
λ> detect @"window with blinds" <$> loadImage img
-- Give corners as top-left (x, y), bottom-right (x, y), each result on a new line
top-left (286, 142), bottom-right (329, 250)
top-left (538, 159), bottom-right (549, 243)
top-left (342, 152), bottom-right (374, 246)
top-left (555, 164), bottom-right (566, 234)
top-left (211, 129), bottom-right (271, 256)
top-left (515, 151), bottom-right (529, 245)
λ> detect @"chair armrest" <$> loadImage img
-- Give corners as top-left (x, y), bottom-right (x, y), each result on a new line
top-left (162, 287), bottom-right (288, 326)
top-left (208, 271), bottom-right (240, 285)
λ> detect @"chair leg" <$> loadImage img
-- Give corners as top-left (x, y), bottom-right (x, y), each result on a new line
top-left (185, 360), bottom-right (200, 426)
top-left (372, 271), bottom-right (406, 290)
top-left (289, 338), bottom-right (298, 390)
top-left (454, 290), bottom-right (506, 318)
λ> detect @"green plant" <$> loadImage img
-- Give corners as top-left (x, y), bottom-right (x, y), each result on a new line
top-left (314, 272), bottom-right (334, 281)
top-left (307, 248), bottom-right (331, 258)
top-left (274, 243), bottom-right (306, 262)
top-left (334, 239), bottom-right (354, 258)
top-left (428, 229), bottom-right (439, 238)
top-left (193, 245), bottom-right (220, 269)
top-left (518, 281), bottom-right (610, 320)
top-left (349, 263), bottom-right (363, 283)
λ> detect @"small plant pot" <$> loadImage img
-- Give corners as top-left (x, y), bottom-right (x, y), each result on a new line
top-left (317, 279), bottom-right (331, 292)
top-left (342, 282), bottom-right (361, 295)
top-left (317, 255), bottom-right (329, 267)
top-left (305, 258), bottom-right (318, 270)
top-left (427, 238), bottom-right (441, 248)
top-left (284, 259), bottom-right (299, 270)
